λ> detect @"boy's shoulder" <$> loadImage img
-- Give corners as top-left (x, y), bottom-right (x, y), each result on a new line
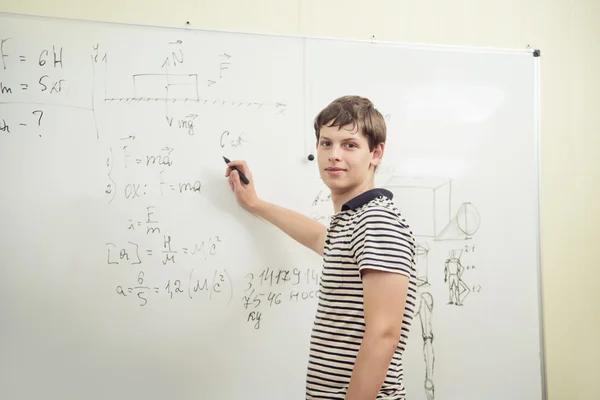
top-left (334, 187), bottom-right (414, 240)
top-left (341, 187), bottom-right (393, 213)
top-left (350, 189), bottom-right (409, 228)
top-left (349, 189), bottom-right (417, 274)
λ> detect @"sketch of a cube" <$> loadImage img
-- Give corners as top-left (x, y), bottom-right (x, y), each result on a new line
top-left (384, 176), bottom-right (452, 238)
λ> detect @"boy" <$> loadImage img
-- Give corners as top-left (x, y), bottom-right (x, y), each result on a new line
top-left (225, 95), bottom-right (417, 400)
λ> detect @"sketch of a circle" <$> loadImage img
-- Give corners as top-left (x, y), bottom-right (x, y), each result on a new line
top-left (456, 202), bottom-right (480, 236)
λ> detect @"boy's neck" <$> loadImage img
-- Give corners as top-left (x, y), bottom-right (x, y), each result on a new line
top-left (331, 180), bottom-right (376, 213)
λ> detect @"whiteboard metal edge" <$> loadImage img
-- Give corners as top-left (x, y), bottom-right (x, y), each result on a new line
top-left (533, 53), bottom-right (548, 400)
top-left (0, 11), bottom-right (536, 57)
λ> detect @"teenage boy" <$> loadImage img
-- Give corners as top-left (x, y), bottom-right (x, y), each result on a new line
top-left (225, 95), bottom-right (417, 400)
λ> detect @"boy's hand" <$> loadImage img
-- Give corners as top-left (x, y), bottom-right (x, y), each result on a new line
top-left (225, 159), bottom-right (261, 212)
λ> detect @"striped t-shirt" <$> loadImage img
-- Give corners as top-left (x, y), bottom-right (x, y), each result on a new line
top-left (305, 188), bottom-right (418, 400)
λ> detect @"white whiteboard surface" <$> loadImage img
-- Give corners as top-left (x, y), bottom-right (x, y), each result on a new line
top-left (0, 12), bottom-right (544, 400)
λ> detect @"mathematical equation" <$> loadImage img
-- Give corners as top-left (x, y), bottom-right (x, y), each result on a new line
top-left (115, 266), bottom-right (320, 330)
top-left (106, 234), bottom-right (221, 266)
top-left (104, 146), bottom-right (203, 203)
top-left (104, 204), bottom-right (223, 266)
top-left (112, 133), bottom-right (248, 170)
top-left (1, 38), bottom-right (66, 89)
top-left (116, 269), bottom-right (233, 307)
top-left (2, 32), bottom-right (317, 331)
top-left (0, 38), bottom-right (65, 137)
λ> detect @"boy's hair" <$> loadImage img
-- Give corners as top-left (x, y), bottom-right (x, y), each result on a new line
top-left (313, 95), bottom-right (387, 152)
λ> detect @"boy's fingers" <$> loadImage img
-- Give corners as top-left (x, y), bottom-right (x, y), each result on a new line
top-left (227, 160), bottom-right (251, 177)
top-left (239, 161), bottom-right (251, 177)
top-left (231, 170), bottom-right (241, 190)
top-left (225, 162), bottom-right (241, 177)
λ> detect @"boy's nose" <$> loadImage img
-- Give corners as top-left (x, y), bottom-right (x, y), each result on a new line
top-left (329, 145), bottom-right (342, 161)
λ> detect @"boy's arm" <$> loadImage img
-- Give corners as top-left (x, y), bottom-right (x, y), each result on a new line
top-left (253, 200), bottom-right (327, 256)
top-left (346, 270), bottom-right (409, 400)
top-left (345, 208), bottom-right (415, 400)
top-left (225, 159), bottom-right (327, 256)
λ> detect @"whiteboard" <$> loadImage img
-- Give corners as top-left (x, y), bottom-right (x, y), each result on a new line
top-left (0, 12), bottom-right (544, 400)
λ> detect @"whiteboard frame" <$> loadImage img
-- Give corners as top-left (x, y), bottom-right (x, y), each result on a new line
top-left (1, 11), bottom-right (538, 56)
top-left (0, 11), bottom-right (547, 400)
top-left (533, 51), bottom-right (547, 400)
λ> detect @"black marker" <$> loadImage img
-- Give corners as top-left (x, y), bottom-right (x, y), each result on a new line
top-left (223, 156), bottom-right (250, 185)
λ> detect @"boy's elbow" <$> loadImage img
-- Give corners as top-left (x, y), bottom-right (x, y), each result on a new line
top-left (366, 322), bottom-right (403, 343)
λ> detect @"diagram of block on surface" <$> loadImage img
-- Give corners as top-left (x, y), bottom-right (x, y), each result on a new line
top-left (133, 74), bottom-right (199, 100)
top-left (384, 176), bottom-right (451, 238)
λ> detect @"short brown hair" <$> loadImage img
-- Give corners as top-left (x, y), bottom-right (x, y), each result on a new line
top-left (313, 95), bottom-right (386, 152)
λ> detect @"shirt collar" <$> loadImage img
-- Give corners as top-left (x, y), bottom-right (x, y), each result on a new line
top-left (341, 188), bottom-right (394, 211)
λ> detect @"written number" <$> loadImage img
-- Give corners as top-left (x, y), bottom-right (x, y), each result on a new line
top-left (165, 280), bottom-right (184, 298)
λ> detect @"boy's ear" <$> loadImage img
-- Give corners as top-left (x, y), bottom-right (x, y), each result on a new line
top-left (371, 142), bottom-right (385, 167)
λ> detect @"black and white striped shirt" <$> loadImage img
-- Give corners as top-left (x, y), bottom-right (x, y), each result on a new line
top-left (306, 188), bottom-right (418, 400)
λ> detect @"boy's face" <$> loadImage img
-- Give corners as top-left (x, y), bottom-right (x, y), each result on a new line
top-left (316, 122), bottom-right (384, 194)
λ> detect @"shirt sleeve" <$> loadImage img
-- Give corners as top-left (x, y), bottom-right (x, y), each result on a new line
top-left (352, 206), bottom-right (416, 277)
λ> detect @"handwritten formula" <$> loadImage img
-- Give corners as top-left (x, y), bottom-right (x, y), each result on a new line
top-left (0, 25), bottom-right (318, 337)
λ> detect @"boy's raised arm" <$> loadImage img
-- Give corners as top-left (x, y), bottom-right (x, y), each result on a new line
top-left (225, 159), bottom-right (327, 257)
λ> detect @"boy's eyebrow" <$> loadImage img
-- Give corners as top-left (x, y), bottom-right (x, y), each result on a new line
top-left (319, 135), bottom-right (358, 141)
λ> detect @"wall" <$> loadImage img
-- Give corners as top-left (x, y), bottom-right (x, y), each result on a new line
top-left (2, 1), bottom-right (599, 399)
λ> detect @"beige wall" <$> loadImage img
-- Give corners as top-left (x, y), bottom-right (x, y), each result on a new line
top-left (3, 1), bottom-right (599, 398)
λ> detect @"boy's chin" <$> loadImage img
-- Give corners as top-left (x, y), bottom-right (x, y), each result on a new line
top-left (323, 180), bottom-right (351, 192)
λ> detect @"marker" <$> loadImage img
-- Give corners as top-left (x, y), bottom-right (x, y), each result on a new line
top-left (223, 156), bottom-right (250, 185)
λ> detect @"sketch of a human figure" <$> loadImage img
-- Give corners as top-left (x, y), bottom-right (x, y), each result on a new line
top-left (444, 250), bottom-right (471, 306)
top-left (416, 292), bottom-right (435, 400)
